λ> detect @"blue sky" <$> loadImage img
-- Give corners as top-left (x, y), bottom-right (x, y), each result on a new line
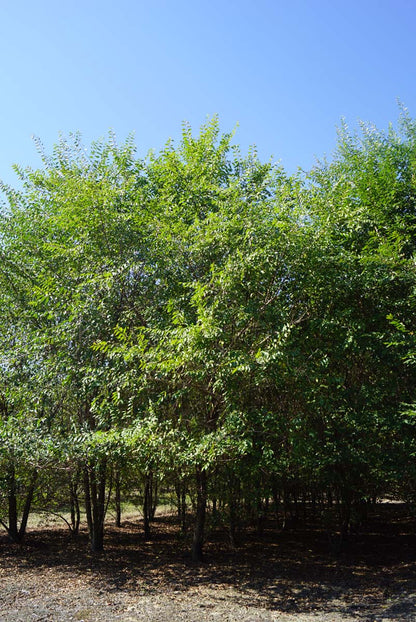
top-left (1, 0), bottom-right (415, 186)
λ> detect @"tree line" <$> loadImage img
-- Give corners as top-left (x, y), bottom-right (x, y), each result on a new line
top-left (1, 113), bottom-right (416, 561)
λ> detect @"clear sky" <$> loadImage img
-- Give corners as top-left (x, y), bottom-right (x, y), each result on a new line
top-left (1, 0), bottom-right (415, 186)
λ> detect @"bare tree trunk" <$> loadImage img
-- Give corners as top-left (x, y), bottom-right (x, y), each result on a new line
top-left (272, 484), bottom-right (281, 526)
top-left (143, 472), bottom-right (151, 540)
top-left (3, 465), bottom-right (37, 544)
top-left (18, 470), bottom-right (37, 542)
top-left (228, 497), bottom-right (237, 548)
top-left (191, 466), bottom-right (207, 562)
top-left (150, 476), bottom-right (158, 521)
top-left (84, 466), bottom-right (93, 538)
top-left (7, 464), bottom-right (19, 543)
top-left (84, 459), bottom-right (107, 553)
top-left (180, 486), bottom-right (187, 531)
top-left (114, 470), bottom-right (121, 528)
top-left (70, 471), bottom-right (81, 535)
top-left (175, 477), bottom-right (187, 533)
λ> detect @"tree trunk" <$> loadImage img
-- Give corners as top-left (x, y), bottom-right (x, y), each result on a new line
top-left (84, 459), bottom-right (107, 553)
top-left (70, 472), bottom-right (81, 535)
top-left (228, 497), bottom-right (237, 548)
top-left (4, 465), bottom-right (37, 544)
top-left (272, 484), bottom-right (281, 527)
top-left (150, 476), bottom-right (158, 521)
top-left (7, 464), bottom-right (19, 543)
top-left (181, 487), bottom-right (187, 532)
top-left (191, 466), bottom-right (207, 562)
top-left (115, 470), bottom-right (121, 528)
top-left (18, 470), bottom-right (37, 542)
top-left (175, 478), bottom-right (187, 533)
top-left (143, 473), bottom-right (151, 540)
top-left (256, 497), bottom-right (264, 536)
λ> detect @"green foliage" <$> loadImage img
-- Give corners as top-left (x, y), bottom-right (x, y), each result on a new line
top-left (1, 112), bottom-right (416, 550)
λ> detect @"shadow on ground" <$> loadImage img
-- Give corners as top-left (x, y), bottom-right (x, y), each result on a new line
top-left (1, 504), bottom-right (415, 619)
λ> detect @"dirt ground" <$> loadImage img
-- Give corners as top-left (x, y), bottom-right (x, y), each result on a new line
top-left (1, 505), bottom-right (416, 621)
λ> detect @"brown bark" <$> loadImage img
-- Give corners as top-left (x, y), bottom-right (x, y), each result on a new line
top-left (114, 470), bottom-right (121, 528)
top-left (83, 459), bottom-right (107, 553)
top-left (191, 466), bottom-right (207, 562)
top-left (2, 465), bottom-right (37, 544)
top-left (143, 473), bottom-right (151, 540)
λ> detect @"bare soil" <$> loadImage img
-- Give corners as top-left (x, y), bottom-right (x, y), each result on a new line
top-left (1, 504), bottom-right (416, 621)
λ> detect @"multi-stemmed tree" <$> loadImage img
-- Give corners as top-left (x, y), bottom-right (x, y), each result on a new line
top-left (1, 111), bottom-right (416, 559)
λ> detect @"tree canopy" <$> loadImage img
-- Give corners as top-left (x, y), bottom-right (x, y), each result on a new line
top-left (1, 113), bottom-right (416, 559)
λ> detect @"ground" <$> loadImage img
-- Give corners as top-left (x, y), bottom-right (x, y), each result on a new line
top-left (1, 504), bottom-right (415, 621)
